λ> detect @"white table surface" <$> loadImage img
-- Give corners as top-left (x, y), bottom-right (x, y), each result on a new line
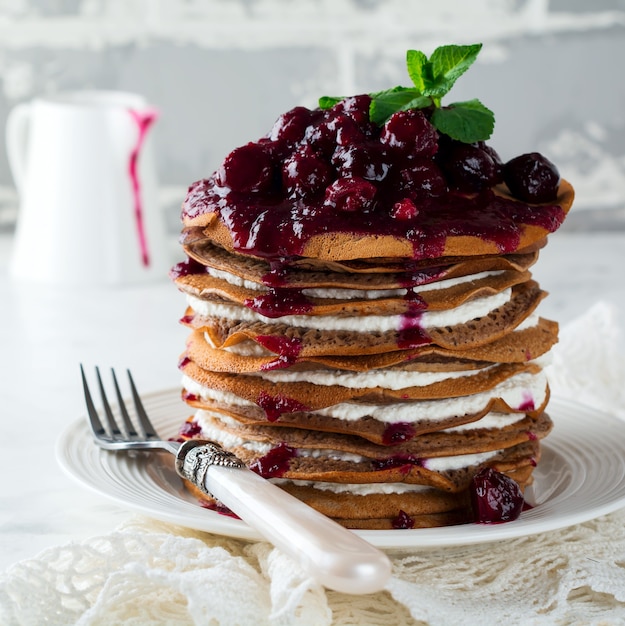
top-left (1, 228), bottom-right (624, 572)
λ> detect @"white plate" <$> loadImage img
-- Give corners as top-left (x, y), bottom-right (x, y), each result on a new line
top-left (56, 390), bottom-right (625, 549)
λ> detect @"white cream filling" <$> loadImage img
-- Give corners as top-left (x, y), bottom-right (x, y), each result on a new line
top-left (181, 369), bottom-right (546, 425)
top-left (515, 311), bottom-right (539, 331)
top-left (187, 288), bottom-right (511, 332)
top-left (205, 266), bottom-right (504, 300)
top-left (442, 411), bottom-right (526, 432)
top-left (206, 267), bottom-right (266, 291)
top-left (255, 364), bottom-right (496, 389)
top-left (422, 449), bottom-right (500, 471)
top-left (312, 370), bottom-right (547, 423)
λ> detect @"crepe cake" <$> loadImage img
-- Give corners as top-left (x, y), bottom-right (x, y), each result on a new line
top-left (170, 52), bottom-right (574, 529)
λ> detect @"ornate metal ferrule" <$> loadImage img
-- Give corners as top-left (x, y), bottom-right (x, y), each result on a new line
top-left (175, 439), bottom-right (245, 497)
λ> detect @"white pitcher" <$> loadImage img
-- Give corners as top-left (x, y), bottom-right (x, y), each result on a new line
top-left (6, 90), bottom-right (168, 286)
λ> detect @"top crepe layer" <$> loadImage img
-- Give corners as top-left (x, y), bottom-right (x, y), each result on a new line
top-left (181, 179), bottom-right (574, 262)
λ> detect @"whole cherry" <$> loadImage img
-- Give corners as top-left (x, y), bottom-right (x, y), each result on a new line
top-left (470, 467), bottom-right (524, 524)
top-left (324, 176), bottom-right (377, 212)
top-left (282, 145), bottom-right (334, 198)
top-left (504, 152), bottom-right (560, 203)
top-left (216, 142), bottom-right (274, 193)
top-left (380, 109), bottom-right (438, 157)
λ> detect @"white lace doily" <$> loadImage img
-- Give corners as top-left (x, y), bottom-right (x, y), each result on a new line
top-left (2, 302), bottom-right (624, 626)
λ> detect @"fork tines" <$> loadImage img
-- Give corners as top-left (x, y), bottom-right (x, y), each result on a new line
top-left (80, 365), bottom-right (158, 443)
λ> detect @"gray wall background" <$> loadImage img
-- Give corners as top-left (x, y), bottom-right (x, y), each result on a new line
top-left (1, 0), bottom-right (624, 233)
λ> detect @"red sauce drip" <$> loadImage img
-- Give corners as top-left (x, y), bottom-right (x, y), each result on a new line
top-left (400, 265), bottom-right (447, 288)
top-left (179, 420), bottom-right (202, 437)
top-left (179, 314), bottom-right (195, 325)
top-left (128, 108), bottom-right (158, 267)
top-left (526, 431), bottom-right (538, 441)
top-left (245, 287), bottom-right (313, 318)
top-left (256, 335), bottom-right (303, 371)
top-left (178, 355), bottom-right (191, 368)
top-left (392, 510), bottom-right (415, 529)
top-left (257, 391), bottom-right (309, 422)
top-left (518, 392), bottom-right (535, 412)
top-left (372, 455), bottom-right (423, 473)
top-left (398, 312), bottom-right (431, 349)
top-left (261, 259), bottom-right (293, 287)
top-left (249, 442), bottom-right (297, 478)
top-left (382, 422), bottom-right (416, 446)
top-left (169, 256), bottom-right (207, 279)
top-left (182, 391), bottom-right (199, 403)
top-left (200, 500), bottom-right (240, 519)
top-left (397, 289), bottom-right (431, 348)
top-left (169, 419), bottom-right (203, 443)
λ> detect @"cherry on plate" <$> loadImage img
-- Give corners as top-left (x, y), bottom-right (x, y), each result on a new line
top-left (471, 467), bottom-right (524, 524)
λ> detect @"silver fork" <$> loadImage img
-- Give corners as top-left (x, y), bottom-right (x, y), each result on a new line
top-left (81, 365), bottom-right (391, 595)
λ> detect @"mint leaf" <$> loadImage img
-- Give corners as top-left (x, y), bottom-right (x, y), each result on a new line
top-left (430, 99), bottom-right (494, 143)
top-left (405, 49), bottom-right (428, 92)
top-left (318, 95), bottom-right (343, 110)
top-left (318, 44), bottom-right (493, 144)
top-left (369, 87), bottom-right (429, 125)
top-left (423, 43), bottom-right (482, 99)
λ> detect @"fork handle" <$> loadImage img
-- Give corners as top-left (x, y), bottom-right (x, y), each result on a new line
top-left (206, 464), bottom-right (391, 595)
top-left (176, 441), bottom-right (392, 595)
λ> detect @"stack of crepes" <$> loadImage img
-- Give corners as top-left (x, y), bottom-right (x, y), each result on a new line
top-left (170, 93), bottom-right (574, 529)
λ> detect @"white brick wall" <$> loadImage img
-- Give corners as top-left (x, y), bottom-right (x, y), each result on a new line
top-left (1, 0), bottom-right (624, 229)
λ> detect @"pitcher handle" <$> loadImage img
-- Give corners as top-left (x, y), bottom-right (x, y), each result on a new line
top-left (5, 103), bottom-right (32, 194)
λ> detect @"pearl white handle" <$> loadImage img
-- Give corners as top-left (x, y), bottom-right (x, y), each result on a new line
top-left (205, 464), bottom-right (392, 595)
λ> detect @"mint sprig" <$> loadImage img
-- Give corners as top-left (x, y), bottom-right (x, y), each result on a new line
top-left (319, 43), bottom-right (494, 144)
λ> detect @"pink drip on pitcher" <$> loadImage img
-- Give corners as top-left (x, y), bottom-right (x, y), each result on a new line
top-left (128, 107), bottom-right (159, 267)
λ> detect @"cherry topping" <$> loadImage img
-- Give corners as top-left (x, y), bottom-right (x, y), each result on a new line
top-left (392, 510), bottom-right (415, 529)
top-left (332, 143), bottom-right (391, 182)
top-left (331, 94), bottom-right (372, 128)
top-left (503, 152), bottom-right (560, 203)
top-left (479, 142), bottom-right (504, 178)
top-left (399, 159), bottom-right (447, 198)
top-left (391, 198), bottom-right (418, 220)
top-left (250, 442), bottom-right (297, 478)
top-left (442, 143), bottom-right (502, 193)
top-left (324, 176), bottom-right (377, 212)
top-left (305, 112), bottom-right (365, 156)
top-left (269, 106), bottom-right (317, 145)
top-left (216, 142), bottom-right (274, 192)
top-left (379, 109), bottom-right (438, 157)
top-left (282, 145), bottom-right (333, 198)
top-left (470, 467), bottom-right (524, 524)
